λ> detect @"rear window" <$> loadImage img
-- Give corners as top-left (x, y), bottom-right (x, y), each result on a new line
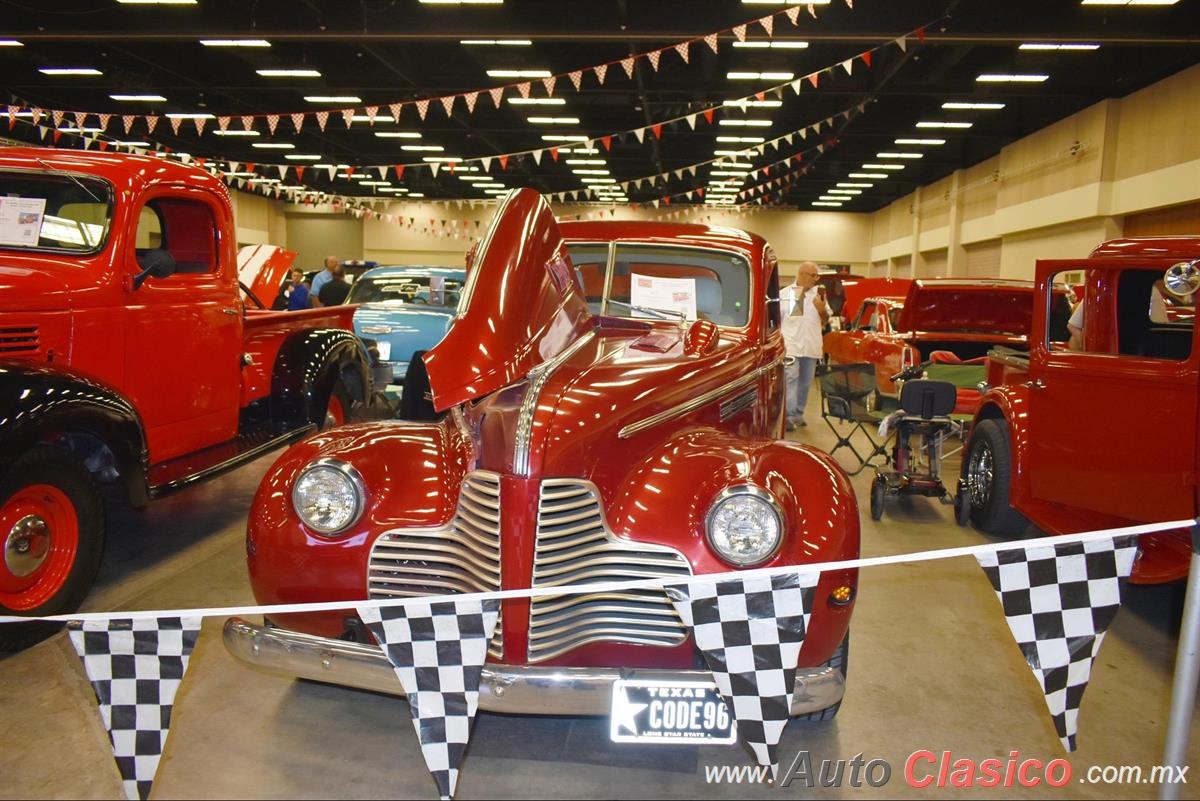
top-left (348, 274), bottom-right (464, 307)
top-left (0, 171), bottom-right (113, 254)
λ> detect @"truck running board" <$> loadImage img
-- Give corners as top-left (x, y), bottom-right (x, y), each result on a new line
top-left (148, 424), bottom-right (315, 498)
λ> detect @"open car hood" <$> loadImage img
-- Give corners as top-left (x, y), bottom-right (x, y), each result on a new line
top-left (423, 188), bottom-right (592, 411)
top-left (893, 279), bottom-right (1038, 335)
top-left (237, 244), bottom-right (297, 308)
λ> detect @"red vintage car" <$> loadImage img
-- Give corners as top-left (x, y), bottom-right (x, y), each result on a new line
top-left (225, 189), bottom-right (860, 731)
top-left (823, 279), bottom-right (1073, 415)
top-left (0, 149), bottom-right (373, 647)
top-left (955, 237), bottom-right (1200, 584)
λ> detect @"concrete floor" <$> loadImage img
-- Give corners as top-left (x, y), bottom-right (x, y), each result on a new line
top-left (2, 397), bottom-right (1198, 800)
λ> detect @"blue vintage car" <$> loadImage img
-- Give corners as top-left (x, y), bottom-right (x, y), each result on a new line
top-left (346, 266), bottom-right (466, 387)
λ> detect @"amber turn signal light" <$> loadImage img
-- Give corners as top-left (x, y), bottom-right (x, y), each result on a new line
top-left (829, 585), bottom-right (855, 607)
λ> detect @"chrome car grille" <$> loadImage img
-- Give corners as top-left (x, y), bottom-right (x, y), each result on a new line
top-left (528, 478), bottom-right (692, 663)
top-left (367, 470), bottom-right (503, 658)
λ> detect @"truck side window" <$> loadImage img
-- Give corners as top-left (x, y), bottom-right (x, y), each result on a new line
top-left (135, 198), bottom-right (218, 275)
top-left (855, 303), bottom-right (877, 332)
top-left (765, 256), bottom-right (781, 331)
top-left (1118, 270), bottom-right (1194, 361)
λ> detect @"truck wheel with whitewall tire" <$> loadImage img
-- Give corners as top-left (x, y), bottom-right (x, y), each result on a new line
top-left (797, 634), bottom-right (849, 721)
top-left (961, 418), bottom-right (1029, 537)
top-left (0, 446), bottom-right (105, 651)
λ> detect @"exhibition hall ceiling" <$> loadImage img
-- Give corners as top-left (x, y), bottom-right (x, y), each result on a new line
top-left (2, 0), bottom-right (1197, 211)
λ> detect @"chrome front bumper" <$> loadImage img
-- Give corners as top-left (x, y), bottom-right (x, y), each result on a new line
top-left (223, 618), bottom-right (844, 716)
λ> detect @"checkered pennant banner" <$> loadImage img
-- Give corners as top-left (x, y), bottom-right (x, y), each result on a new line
top-left (67, 617), bottom-right (202, 801)
top-left (357, 598), bottom-right (500, 800)
top-left (665, 571), bottom-right (819, 780)
top-left (976, 536), bottom-right (1137, 752)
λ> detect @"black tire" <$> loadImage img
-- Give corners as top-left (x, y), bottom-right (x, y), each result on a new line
top-left (0, 447), bottom-right (105, 651)
top-left (317, 378), bottom-right (355, 431)
top-left (869, 475), bottom-right (886, 521)
top-left (798, 633), bottom-right (849, 721)
top-left (961, 418), bottom-right (1029, 536)
top-left (953, 482), bottom-right (972, 526)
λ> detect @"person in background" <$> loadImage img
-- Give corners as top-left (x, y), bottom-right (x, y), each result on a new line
top-left (285, 268), bottom-right (310, 311)
top-left (780, 261), bottom-right (830, 431)
top-left (318, 261), bottom-right (351, 306)
top-left (310, 256), bottom-right (339, 306)
top-left (1067, 299), bottom-right (1085, 351)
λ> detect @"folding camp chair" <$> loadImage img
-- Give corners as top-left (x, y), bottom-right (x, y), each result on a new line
top-left (818, 362), bottom-right (891, 475)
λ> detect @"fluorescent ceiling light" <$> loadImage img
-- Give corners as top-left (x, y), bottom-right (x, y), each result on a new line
top-left (257, 69), bottom-right (322, 77)
top-left (716, 136), bottom-right (765, 143)
top-left (476, 183), bottom-right (505, 188)
top-left (710, 170), bottom-right (749, 176)
top-left (485, 189), bottom-right (509, 195)
top-left (723, 99), bottom-right (782, 109)
top-left (569, 147), bottom-right (600, 154)
top-left (566, 159), bottom-right (605, 165)
top-left (542, 134), bottom-right (589, 142)
top-left (812, 201), bottom-right (843, 207)
top-left (876, 152), bottom-right (923, 159)
top-left (461, 39), bottom-right (530, 45)
top-left (715, 161), bottom-right (753, 168)
top-left (862, 163), bottom-right (904, 170)
top-left (819, 195), bottom-right (844, 201)
top-left (304, 95), bottom-right (362, 103)
top-left (727, 71), bottom-right (795, 81)
top-left (223, 172), bottom-right (258, 177)
top-left (838, 183), bottom-right (873, 188)
top-left (0, 40), bottom-right (23, 46)
top-left (420, 0), bottom-right (502, 4)
top-left (252, 142), bottom-right (295, 149)
top-left (732, 41), bottom-right (809, 49)
top-left (422, 156), bottom-right (462, 162)
top-left (849, 173), bottom-right (886, 179)
top-left (917, 121), bottom-right (973, 129)
top-left (116, 141), bottom-right (150, 146)
top-left (39, 68), bottom-right (102, 76)
top-left (375, 131), bottom-right (422, 138)
top-left (714, 149), bottom-right (748, 156)
top-left (408, 193), bottom-right (425, 198)
top-left (352, 114), bottom-right (396, 122)
top-left (402, 144), bottom-right (444, 151)
top-left (719, 119), bottom-right (772, 127)
top-left (942, 101), bottom-right (1005, 110)
top-left (247, 178), bottom-right (280, 184)
top-left (976, 74), bottom-right (1049, 82)
top-left (895, 138), bottom-right (945, 145)
top-left (1019, 43), bottom-right (1100, 50)
top-left (486, 69), bottom-right (551, 78)
top-left (58, 126), bottom-right (104, 133)
top-left (110, 94), bottom-right (166, 102)
top-left (571, 169), bottom-right (610, 175)
top-left (285, 154), bottom-right (321, 160)
top-left (201, 39), bottom-right (271, 47)
top-left (508, 97), bottom-right (565, 106)
top-left (213, 129), bottom-right (260, 136)
top-left (1081, 0), bottom-right (1178, 5)
top-left (527, 116), bottom-right (580, 124)
top-left (116, 0), bottom-right (197, 4)
top-left (582, 178), bottom-right (616, 184)
top-left (828, 189), bottom-right (861, 195)
top-left (166, 112), bottom-right (214, 119)
top-left (359, 181), bottom-right (391, 186)
top-left (743, 1), bottom-right (831, 4)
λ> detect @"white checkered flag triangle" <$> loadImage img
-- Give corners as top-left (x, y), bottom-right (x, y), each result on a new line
top-left (975, 537), bottom-right (1137, 752)
top-left (665, 571), bottom-right (819, 780)
top-left (67, 617), bottom-right (202, 801)
top-left (358, 598), bottom-right (500, 800)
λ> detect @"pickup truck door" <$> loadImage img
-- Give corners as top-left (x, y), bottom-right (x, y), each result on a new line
top-left (125, 192), bottom-right (242, 463)
top-left (1026, 260), bottom-right (1198, 521)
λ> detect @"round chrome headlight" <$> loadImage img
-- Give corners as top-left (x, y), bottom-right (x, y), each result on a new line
top-left (705, 486), bottom-right (784, 567)
top-left (292, 458), bottom-right (365, 535)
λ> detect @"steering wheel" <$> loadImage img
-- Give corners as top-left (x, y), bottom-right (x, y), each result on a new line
top-left (239, 282), bottom-right (265, 310)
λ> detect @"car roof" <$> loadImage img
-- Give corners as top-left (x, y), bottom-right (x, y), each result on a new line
top-left (559, 219), bottom-right (765, 259)
top-left (0, 147), bottom-right (228, 200)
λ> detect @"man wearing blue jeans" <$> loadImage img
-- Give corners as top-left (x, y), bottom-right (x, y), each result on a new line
top-left (780, 261), bottom-right (829, 431)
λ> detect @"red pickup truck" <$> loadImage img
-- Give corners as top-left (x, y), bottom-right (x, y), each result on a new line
top-left (955, 237), bottom-right (1199, 584)
top-left (0, 149), bottom-right (372, 645)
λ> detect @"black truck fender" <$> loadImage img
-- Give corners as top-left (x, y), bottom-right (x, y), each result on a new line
top-left (0, 364), bottom-right (150, 507)
top-left (269, 328), bottom-right (371, 430)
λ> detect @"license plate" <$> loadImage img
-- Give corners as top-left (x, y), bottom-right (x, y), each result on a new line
top-left (375, 341), bottom-right (391, 361)
top-left (609, 680), bottom-right (736, 744)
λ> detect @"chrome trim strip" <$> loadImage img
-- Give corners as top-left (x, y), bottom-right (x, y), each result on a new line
top-left (513, 330), bottom-right (596, 477)
top-left (618, 358), bottom-right (782, 440)
top-left (224, 618), bottom-right (845, 717)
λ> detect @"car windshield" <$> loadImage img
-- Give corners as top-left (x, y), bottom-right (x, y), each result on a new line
top-left (568, 242), bottom-right (751, 327)
top-left (0, 171), bottom-right (113, 254)
top-left (347, 274), bottom-right (463, 307)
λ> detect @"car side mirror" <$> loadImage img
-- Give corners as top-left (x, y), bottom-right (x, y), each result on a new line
top-left (1164, 260), bottom-right (1200, 299)
top-left (132, 249), bottom-right (178, 290)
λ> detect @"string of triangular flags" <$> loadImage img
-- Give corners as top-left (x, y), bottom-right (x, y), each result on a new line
top-left (39, 522), bottom-right (1175, 800)
top-left (3, 20), bottom-right (932, 213)
top-left (3, 1), bottom-right (863, 139)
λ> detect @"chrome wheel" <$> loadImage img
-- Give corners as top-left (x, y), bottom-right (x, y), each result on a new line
top-left (5, 514), bottom-right (50, 578)
top-left (966, 442), bottom-right (993, 509)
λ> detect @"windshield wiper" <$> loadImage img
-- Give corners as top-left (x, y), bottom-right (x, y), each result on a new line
top-left (36, 157), bottom-right (105, 205)
top-left (606, 299), bottom-right (686, 321)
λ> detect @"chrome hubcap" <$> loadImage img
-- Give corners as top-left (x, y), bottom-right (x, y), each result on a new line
top-left (966, 443), bottom-right (993, 509)
top-left (5, 515), bottom-right (50, 577)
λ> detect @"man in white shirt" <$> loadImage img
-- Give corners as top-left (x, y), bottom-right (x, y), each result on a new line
top-left (780, 261), bottom-right (829, 430)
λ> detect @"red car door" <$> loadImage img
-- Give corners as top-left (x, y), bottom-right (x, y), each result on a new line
top-left (124, 190), bottom-right (242, 463)
top-left (1026, 259), bottom-right (1198, 522)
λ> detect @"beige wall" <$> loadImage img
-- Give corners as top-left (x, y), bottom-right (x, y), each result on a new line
top-left (284, 212), bottom-right (364, 272)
